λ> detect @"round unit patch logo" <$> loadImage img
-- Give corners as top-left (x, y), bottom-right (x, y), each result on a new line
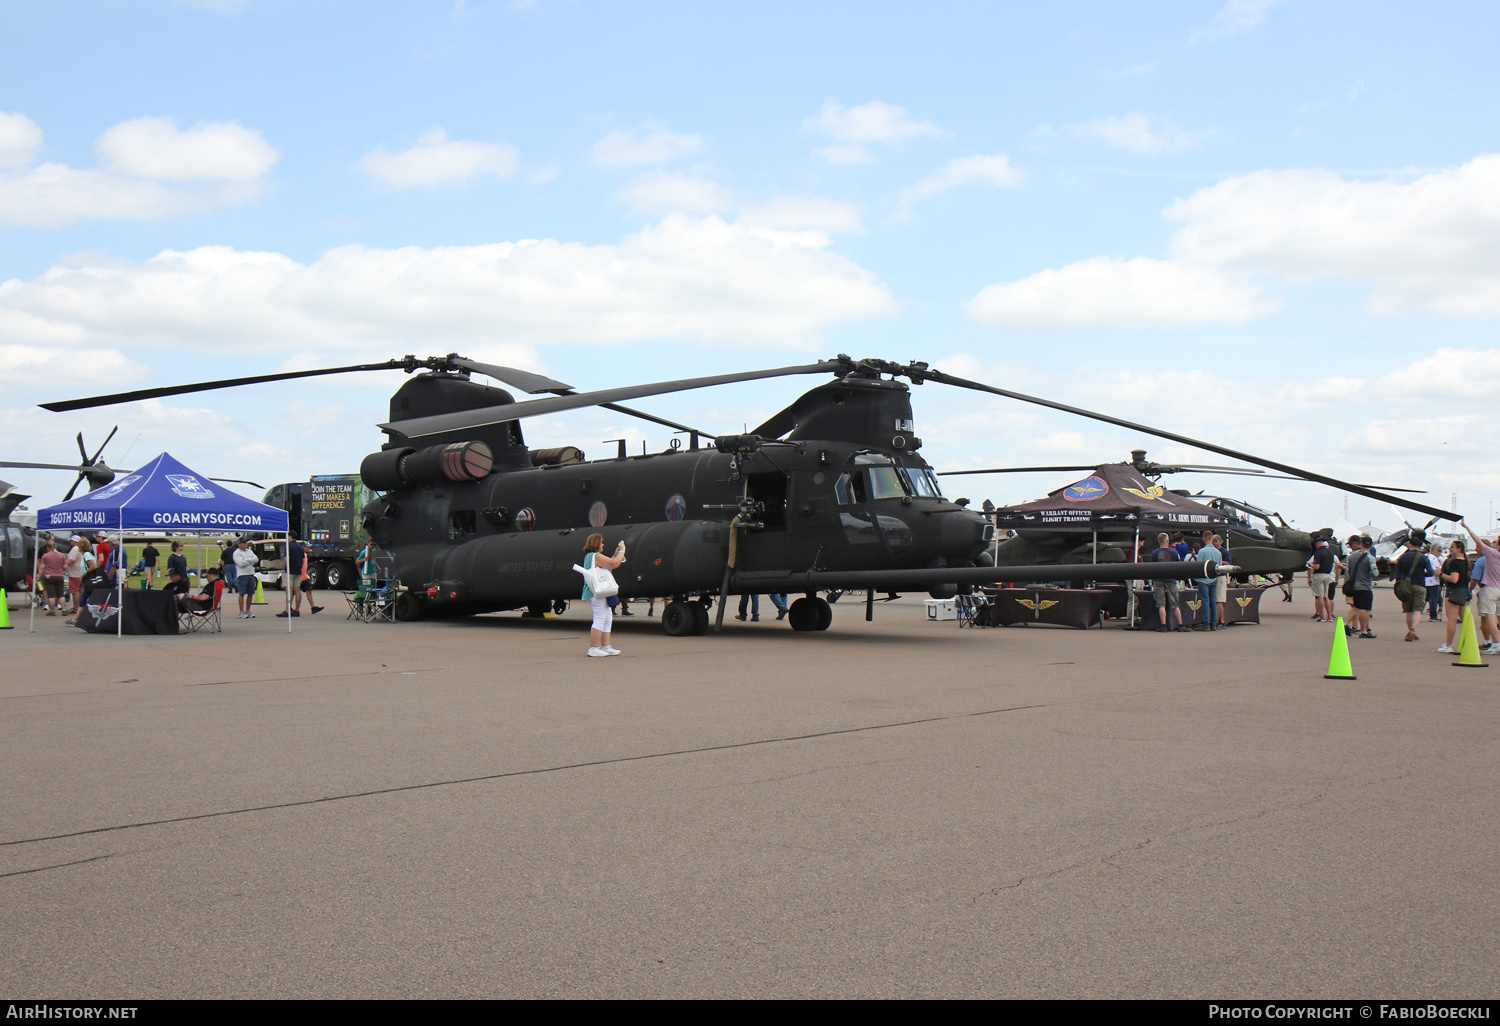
top-left (588, 501), bottom-right (608, 528)
top-left (1062, 476), bottom-right (1108, 501)
top-left (664, 494), bottom-right (686, 521)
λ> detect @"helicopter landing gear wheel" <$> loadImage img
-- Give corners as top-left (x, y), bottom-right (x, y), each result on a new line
top-left (787, 596), bottom-right (832, 632)
top-left (662, 600), bottom-right (696, 637)
top-left (523, 601), bottom-right (549, 618)
top-left (689, 603), bottom-right (710, 635)
top-left (393, 591), bottom-right (424, 622)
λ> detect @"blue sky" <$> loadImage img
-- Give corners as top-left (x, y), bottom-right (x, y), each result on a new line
top-left (3, 0), bottom-right (1498, 535)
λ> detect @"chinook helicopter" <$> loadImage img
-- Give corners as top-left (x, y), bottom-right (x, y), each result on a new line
top-left (42, 354), bottom-right (1458, 635)
top-left (943, 450), bottom-right (1431, 579)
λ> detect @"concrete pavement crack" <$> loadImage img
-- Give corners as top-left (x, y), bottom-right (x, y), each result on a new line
top-left (0, 854), bottom-right (112, 879)
top-left (2, 703), bottom-right (1048, 848)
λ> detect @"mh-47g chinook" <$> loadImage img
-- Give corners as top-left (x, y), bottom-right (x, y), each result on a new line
top-left (43, 354), bottom-right (1458, 635)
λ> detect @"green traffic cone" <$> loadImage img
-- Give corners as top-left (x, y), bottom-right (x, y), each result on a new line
top-left (0, 590), bottom-right (12, 630)
top-left (253, 576), bottom-right (267, 605)
top-left (1453, 609), bottom-right (1489, 669)
top-left (1324, 616), bottom-right (1355, 679)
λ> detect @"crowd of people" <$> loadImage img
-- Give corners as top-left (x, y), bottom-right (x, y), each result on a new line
top-left (31, 531), bottom-right (333, 626)
top-left (1302, 522), bottom-right (1499, 655)
top-left (1142, 529), bottom-right (1232, 632)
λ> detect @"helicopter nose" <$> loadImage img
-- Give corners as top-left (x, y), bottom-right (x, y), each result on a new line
top-left (940, 508), bottom-right (992, 554)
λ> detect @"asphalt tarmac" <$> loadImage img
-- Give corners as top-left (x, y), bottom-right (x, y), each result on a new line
top-left (2, 587), bottom-right (1495, 999)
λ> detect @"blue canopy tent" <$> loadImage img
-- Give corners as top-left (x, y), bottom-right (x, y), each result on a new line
top-left (32, 452), bottom-right (291, 636)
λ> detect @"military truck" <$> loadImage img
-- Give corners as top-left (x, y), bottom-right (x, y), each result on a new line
top-left (259, 475), bottom-right (374, 590)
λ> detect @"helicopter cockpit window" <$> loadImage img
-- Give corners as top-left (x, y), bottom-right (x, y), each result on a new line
top-left (834, 472), bottom-right (867, 505)
top-left (901, 467), bottom-right (944, 498)
top-left (866, 467), bottom-right (907, 500)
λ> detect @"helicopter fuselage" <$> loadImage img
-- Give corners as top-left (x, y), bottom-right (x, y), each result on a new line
top-left (364, 441), bottom-right (992, 614)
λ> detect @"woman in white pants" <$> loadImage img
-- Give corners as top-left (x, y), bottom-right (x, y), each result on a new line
top-left (582, 533), bottom-right (626, 657)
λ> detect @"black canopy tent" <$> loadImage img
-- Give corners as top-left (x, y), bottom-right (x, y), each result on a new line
top-left (989, 464), bottom-right (1233, 624)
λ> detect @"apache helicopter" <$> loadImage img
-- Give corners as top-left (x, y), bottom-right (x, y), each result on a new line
top-left (42, 354), bottom-right (1458, 635)
top-left (943, 450), bottom-right (1430, 580)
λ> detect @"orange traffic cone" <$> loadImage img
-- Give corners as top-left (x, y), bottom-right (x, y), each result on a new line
top-left (1324, 616), bottom-right (1355, 679)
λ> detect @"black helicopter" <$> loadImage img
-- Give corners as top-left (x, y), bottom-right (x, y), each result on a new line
top-left (941, 450), bottom-right (1430, 579)
top-left (42, 354), bottom-right (1458, 635)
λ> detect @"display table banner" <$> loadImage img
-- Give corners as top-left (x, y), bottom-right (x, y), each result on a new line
top-left (1134, 587), bottom-right (1264, 629)
top-left (76, 588), bottom-right (179, 635)
top-left (982, 588), bottom-right (1110, 629)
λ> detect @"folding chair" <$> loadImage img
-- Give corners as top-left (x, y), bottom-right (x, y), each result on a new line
top-left (360, 582), bottom-right (398, 623)
top-left (956, 591), bottom-right (993, 628)
top-left (181, 580), bottom-right (225, 634)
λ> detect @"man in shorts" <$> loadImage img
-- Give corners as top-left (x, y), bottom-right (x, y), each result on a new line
top-left (141, 539), bottom-right (160, 588)
top-left (1460, 520), bottom-right (1500, 655)
top-left (232, 537), bottom-right (259, 618)
top-left (1146, 533), bottom-right (1187, 632)
top-left (1306, 537), bottom-right (1336, 622)
top-left (1393, 533), bottom-right (1429, 642)
top-left (1342, 535), bottom-right (1376, 638)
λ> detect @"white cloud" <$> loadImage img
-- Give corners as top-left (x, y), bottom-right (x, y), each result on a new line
top-left (1193, 0), bottom-right (1279, 41)
top-left (1069, 112), bottom-right (1207, 155)
top-left (0, 216), bottom-right (896, 350)
top-left (805, 99), bottom-right (943, 163)
top-left (0, 164), bottom-right (261, 229)
top-left (0, 114), bottom-right (276, 228)
top-left (591, 123), bottom-right (704, 166)
top-left (617, 171), bottom-right (734, 215)
top-left (1165, 156), bottom-right (1500, 316)
top-left (738, 195), bottom-right (863, 234)
top-left (359, 128), bottom-right (520, 188)
top-left (897, 154), bottom-right (1023, 216)
top-left (96, 117), bottom-right (278, 181)
top-left (0, 344), bottom-right (148, 392)
top-left (0, 111), bottom-right (43, 169)
top-left (969, 256), bottom-right (1279, 330)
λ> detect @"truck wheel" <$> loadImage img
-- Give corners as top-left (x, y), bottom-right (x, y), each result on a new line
top-left (306, 562), bottom-right (328, 590)
top-left (323, 561), bottom-right (355, 591)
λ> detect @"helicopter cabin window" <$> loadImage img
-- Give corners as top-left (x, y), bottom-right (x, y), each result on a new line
top-left (834, 472), bottom-right (867, 505)
top-left (448, 509), bottom-right (476, 540)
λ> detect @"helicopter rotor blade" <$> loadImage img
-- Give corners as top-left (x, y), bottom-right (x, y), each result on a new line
top-left (85, 426), bottom-right (119, 466)
top-left (0, 461), bottom-right (97, 472)
top-left (596, 402), bottom-right (713, 438)
top-left (39, 358), bottom-right (448, 412)
top-left (921, 367), bottom-right (1459, 523)
top-left (62, 473), bottom-right (87, 502)
top-left (210, 477), bottom-right (265, 490)
top-left (937, 465), bottom-right (1100, 477)
top-left (75, 433), bottom-right (88, 462)
top-left (445, 357), bottom-right (573, 395)
top-left (385, 361), bottom-right (844, 439)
